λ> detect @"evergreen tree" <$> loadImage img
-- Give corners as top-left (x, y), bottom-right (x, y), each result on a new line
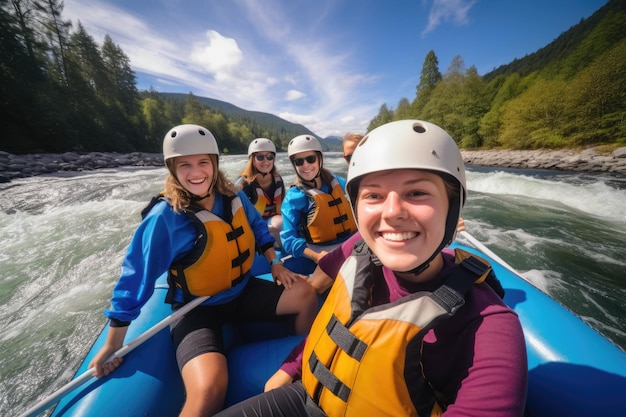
top-left (34, 0), bottom-right (71, 85)
top-left (415, 50), bottom-right (442, 103)
top-left (367, 104), bottom-right (394, 132)
top-left (0, 0), bottom-right (46, 152)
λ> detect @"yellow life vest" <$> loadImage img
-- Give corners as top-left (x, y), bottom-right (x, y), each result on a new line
top-left (242, 172), bottom-right (284, 219)
top-left (298, 177), bottom-right (356, 244)
top-left (166, 195), bottom-right (256, 302)
top-left (301, 241), bottom-right (492, 417)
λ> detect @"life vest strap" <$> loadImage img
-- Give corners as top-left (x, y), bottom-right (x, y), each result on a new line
top-left (226, 225), bottom-right (245, 241)
top-left (231, 249), bottom-right (251, 268)
top-left (431, 255), bottom-right (491, 314)
top-left (460, 255), bottom-right (491, 277)
top-left (308, 352), bottom-right (351, 402)
top-left (333, 214), bottom-right (348, 224)
top-left (336, 229), bottom-right (353, 240)
top-left (326, 314), bottom-right (368, 361)
top-left (327, 197), bottom-right (342, 207)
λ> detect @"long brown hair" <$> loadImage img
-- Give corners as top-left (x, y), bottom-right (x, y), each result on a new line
top-left (164, 154), bottom-right (237, 212)
top-left (239, 155), bottom-right (280, 186)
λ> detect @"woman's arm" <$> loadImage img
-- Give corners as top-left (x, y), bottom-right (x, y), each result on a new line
top-left (279, 189), bottom-right (309, 258)
top-left (442, 308), bottom-right (527, 416)
top-left (105, 202), bottom-right (195, 322)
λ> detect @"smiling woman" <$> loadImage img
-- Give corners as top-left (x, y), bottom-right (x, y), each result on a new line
top-left (278, 134), bottom-right (357, 274)
top-left (215, 120), bottom-right (528, 417)
top-left (86, 124), bottom-right (319, 416)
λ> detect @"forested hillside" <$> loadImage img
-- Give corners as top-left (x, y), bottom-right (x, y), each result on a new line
top-left (2, 0), bottom-right (624, 154)
top-left (0, 0), bottom-right (313, 154)
top-left (367, 0), bottom-right (626, 150)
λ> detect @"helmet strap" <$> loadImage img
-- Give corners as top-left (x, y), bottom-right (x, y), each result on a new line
top-left (190, 192), bottom-right (211, 201)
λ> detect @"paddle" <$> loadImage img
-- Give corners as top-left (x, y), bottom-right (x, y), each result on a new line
top-left (17, 295), bottom-right (210, 417)
top-left (458, 230), bottom-right (521, 276)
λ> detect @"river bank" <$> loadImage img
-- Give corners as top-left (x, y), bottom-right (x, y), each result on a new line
top-left (461, 147), bottom-right (626, 174)
top-left (1, 147), bottom-right (626, 183)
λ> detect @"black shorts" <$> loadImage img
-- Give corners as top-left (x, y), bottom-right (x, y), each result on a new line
top-left (170, 277), bottom-right (286, 370)
top-left (215, 381), bottom-right (314, 417)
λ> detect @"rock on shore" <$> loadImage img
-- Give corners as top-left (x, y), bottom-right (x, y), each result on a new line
top-left (461, 147), bottom-right (626, 174)
top-left (1, 147), bottom-right (625, 183)
top-left (0, 151), bottom-right (164, 183)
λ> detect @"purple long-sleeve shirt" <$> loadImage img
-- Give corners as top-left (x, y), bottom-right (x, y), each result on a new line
top-left (280, 233), bottom-right (528, 416)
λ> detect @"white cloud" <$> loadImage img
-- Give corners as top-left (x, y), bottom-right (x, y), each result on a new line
top-left (422, 0), bottom-right (476, 36)
top-left (285, 90), bottom-right (306, 101)
top-left (61, 0), bottom-right (380, 137)
top-left (190, 31), bottom-right (243, 80)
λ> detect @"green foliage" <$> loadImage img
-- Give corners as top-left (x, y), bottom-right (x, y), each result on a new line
top-left (0, 0), bottom-right (316, 155)
top-left (2, 0), bottom-right (625, 154)
top-left (367, 104), bottom-right (394, 132)
top-left (368, 0), bottom-right (626, 150)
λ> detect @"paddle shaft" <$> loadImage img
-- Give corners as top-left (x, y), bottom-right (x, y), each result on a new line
top-left (459, 231), bottom-right (521, 276)
top-left (17, 295), bottom-right (210, 417)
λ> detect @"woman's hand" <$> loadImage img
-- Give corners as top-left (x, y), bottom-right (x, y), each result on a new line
top-left (271, 262), bottom-right (307, 289)
top-left (308, 266), bottom-right (334, 295)
top-left (457, 217), bottom-right (466, 232)
top-left (303, 247), bottom-right (328, 264)
top-left (264, 369), bottom-right (294, 392)
top-left (88, 326), bottom-right (127, 378)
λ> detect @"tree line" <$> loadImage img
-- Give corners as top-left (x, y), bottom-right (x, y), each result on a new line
top-left (367, 0), bottom-right (626, 150)
top-left (2, 0), bottom-right (624, 155)
top-left (0, 0), bottom-right (302, 155)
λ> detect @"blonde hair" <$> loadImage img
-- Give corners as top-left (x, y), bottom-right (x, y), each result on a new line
top-left (343, 132), bottom-right (363, 149)
top-left (164, 154), bottom-right (237, 212)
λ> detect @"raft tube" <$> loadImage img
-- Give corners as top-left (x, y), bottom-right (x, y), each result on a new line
top-left (41, 242), bottom-right (626, 416)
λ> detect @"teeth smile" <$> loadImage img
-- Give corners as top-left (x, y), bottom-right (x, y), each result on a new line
top-left (189, 178), bottom-right (206, 184)
top-left (381, 232), bottom-right (418, 241)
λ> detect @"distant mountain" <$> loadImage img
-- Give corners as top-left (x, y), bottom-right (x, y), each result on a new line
top-left (159, 92), bottom-right (319, 139)
top-left (320, 135), bottom-right (343, 152)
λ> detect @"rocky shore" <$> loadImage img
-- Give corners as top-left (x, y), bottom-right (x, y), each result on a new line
top-left (0, 151), bottom-right (164, 183)
top-left (460, 147), bottom-right (626, 174)
top-left (1, 147), bottom-right (626, 183)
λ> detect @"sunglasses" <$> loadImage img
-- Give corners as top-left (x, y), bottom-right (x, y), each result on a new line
top-left (293, 155), bottom-right (318, 167)
top-left (254, 154), bottom-right (275, 161)
top-left (343, 154), bottom-right (353, 163)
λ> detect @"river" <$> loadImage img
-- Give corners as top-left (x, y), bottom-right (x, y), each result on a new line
top-left (1, 152), bottom-right (625, 415)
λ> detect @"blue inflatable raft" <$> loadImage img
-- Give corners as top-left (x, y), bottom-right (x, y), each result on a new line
top-left (19, 240), bottom-right (626, 416)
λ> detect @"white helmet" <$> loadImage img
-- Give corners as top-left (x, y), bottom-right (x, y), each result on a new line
top-left (346, 119), bottom-right (465, 204)
top-left (287, 134), bottom-right (322, 157)
top-left (163, 124), bottom-right (219, 161)
top-left (248, 138), bottom-right (276, 156)
top-left (346, 120), bottom-right (466, 274)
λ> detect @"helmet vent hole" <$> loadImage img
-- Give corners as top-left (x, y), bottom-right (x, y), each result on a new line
top-left (198, 130), bottom-right (206, 136)
top-left (413, 124), bottom-right (426, 133)
top-left (171, 131), bottom-right (177, 138)
top-left (431, 150), bottom-right (439, 158)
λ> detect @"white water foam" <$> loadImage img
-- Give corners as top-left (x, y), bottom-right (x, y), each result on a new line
top-left (466, 170), bottom-right (626, 223)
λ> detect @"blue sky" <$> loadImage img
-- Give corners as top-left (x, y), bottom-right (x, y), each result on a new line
top-left (62, 0), bottom-right (608, 138)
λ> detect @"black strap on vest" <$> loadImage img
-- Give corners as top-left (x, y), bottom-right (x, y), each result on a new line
top-left (307, 244), bottom-right (493, 407)
top-left (141, 194), bottom-right (168, 219)
top-left (327, 197), bottom-right (342, 207)
top-left (431, 255), bottom-right (490, 315)
top-left (308, 352), bottom-right (351, 402)
top-left (325, 315), bottom-right (368, 361)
